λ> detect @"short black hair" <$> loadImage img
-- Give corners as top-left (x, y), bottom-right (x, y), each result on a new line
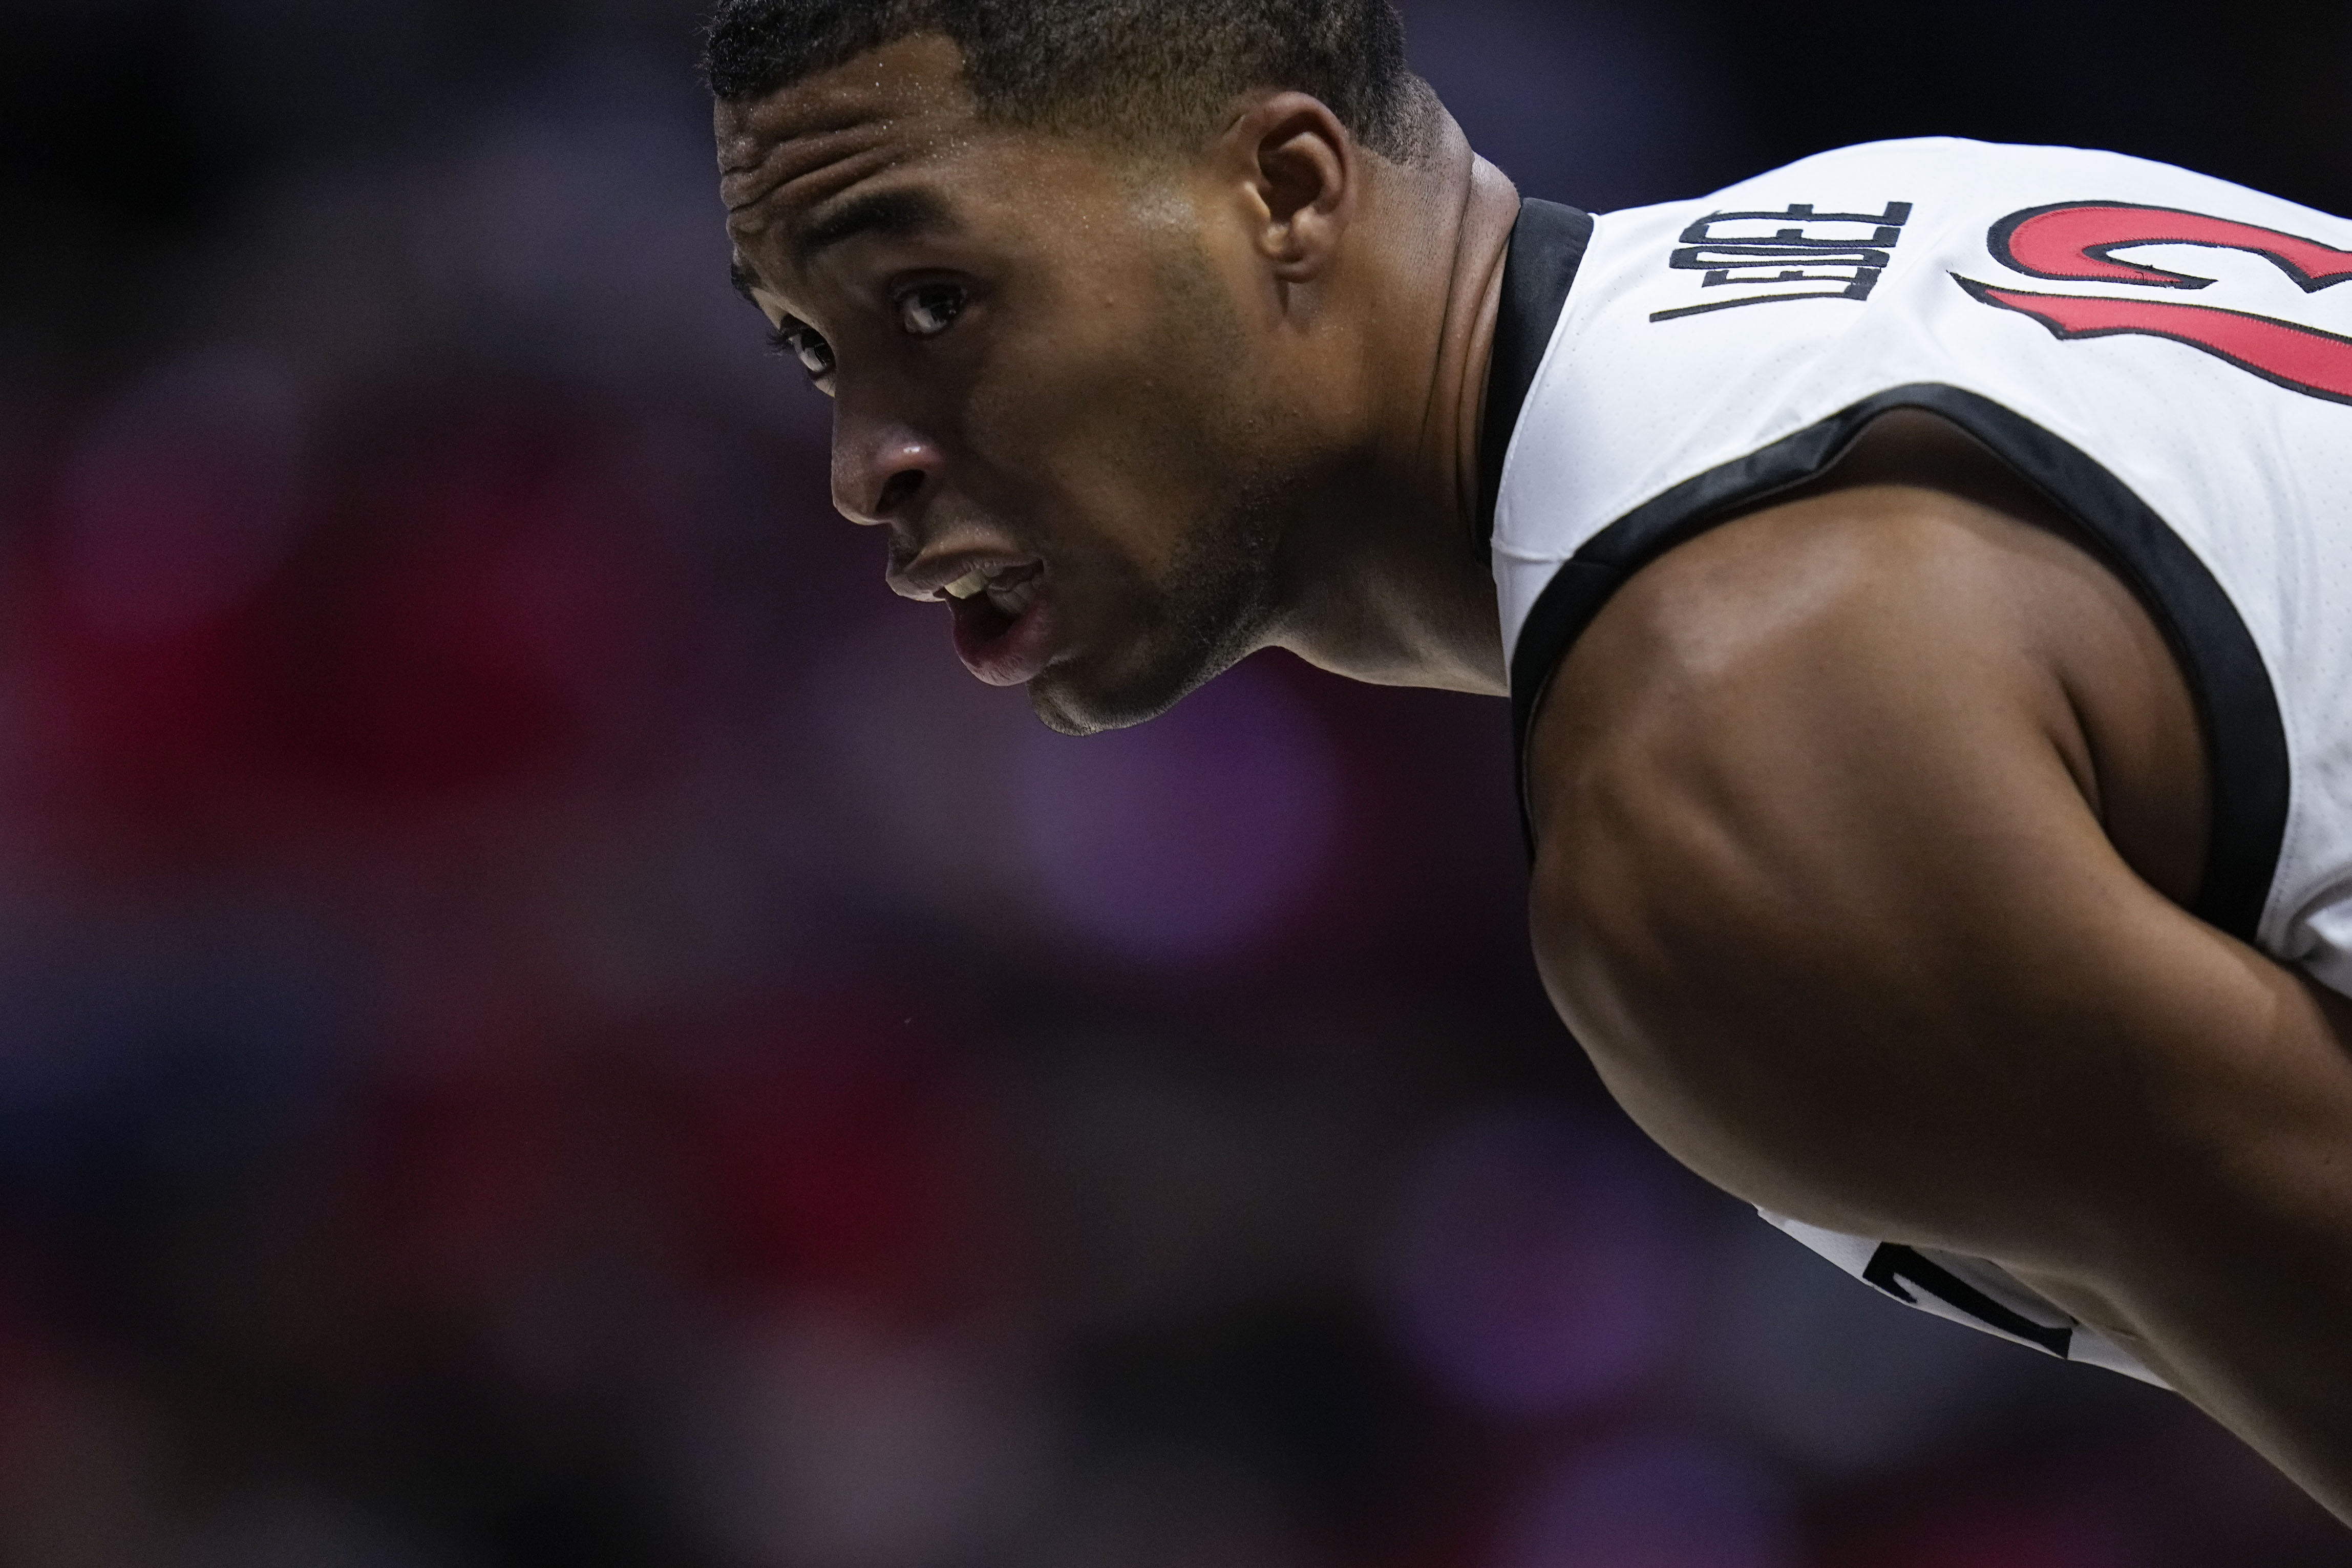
top-left (701, 0), bottom-right (1437, 163)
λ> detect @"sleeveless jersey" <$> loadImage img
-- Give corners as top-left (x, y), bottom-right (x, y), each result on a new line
top-left (1485, 138), bottom-right (2352, 1389)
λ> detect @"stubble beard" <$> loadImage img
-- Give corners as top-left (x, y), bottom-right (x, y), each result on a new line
top-left (1024, 478), bottom-right (1288, 737)
top-left (1024, 230), bottom-right (1298, 736)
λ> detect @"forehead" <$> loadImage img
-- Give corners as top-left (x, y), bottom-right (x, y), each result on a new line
top-left (717, 35), bottom-right (985, 269)
top-left (718, 33), bottom-right (1169, 320)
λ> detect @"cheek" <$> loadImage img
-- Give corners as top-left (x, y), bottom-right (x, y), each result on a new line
top-left (961, 313), bottom-right (1251, 568)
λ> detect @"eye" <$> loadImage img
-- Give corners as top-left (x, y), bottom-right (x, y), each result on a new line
top-left (897, 284), bottom-right (966, 338)
top-left (770, 322), bottom-right (836, 382)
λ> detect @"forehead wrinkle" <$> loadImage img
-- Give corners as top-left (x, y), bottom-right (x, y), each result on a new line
top-left (716, 41), bottom-right (983, 286)
top-left (716, 101), bottom-right (876, 174)
top-left (728, 145), bottom-right (915, 256)
top-left (716, 39), bottom-right (978, 212)
top-left (720, 38), bottom-right (971, 149)
top-left (715, 60), bottom-right (960, 184)
top-left (719, 120), bottom-right (901, 216)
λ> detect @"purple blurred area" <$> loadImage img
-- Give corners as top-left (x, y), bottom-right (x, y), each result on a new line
top-left (2, 2), bottom-right (2348, 1564)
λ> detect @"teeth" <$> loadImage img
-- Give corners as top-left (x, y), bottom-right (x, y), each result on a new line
top-left (942, 568), bottom-right (990, 600)
top-left (986, 577), bottom-right (1038, 615)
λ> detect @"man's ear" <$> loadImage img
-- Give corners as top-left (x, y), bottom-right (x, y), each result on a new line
top-left (1223, 92), bottom-right (1355, 285)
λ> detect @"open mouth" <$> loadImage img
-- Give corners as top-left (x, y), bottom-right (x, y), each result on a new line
top-left (944, 561), bottom-right (1055, 686)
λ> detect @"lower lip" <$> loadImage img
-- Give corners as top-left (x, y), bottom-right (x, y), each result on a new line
top-left (950, 585), bottom-right (1058, 686)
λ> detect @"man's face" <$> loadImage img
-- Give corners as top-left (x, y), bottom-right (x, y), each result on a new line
top-left (719, 35), bottom-right (1309, 734)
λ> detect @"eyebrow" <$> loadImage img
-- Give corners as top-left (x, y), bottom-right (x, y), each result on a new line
top-left (789, 187), bottom-right (953, 267)
top-left (728, 257), bottom-right (764, 307)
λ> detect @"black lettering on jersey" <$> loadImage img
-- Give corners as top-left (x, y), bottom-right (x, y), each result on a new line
top-left (1861, 1243), bottom-right (2074, 1358)
top-left (1651, 201), bottom-right (1914, 323)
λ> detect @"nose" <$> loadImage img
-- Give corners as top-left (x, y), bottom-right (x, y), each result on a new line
top-left (831, 415), bottom-right (942, 527)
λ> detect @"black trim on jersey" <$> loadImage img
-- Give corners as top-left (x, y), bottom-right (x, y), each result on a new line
top-left (1862, 1244), bottom-right (2074, 1358)
top-left (1476, 199), bottom-right (1594, 554)
top-left (1509, 382), bottom-right (2289, 945)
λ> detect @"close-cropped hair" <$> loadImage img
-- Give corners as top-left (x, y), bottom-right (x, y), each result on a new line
top-left (701, 0), bottom-right (1439, 163)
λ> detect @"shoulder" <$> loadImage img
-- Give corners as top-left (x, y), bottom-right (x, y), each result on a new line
top-left (1519, 455), bottom-right (2200, 1231)
top-left (1526, 471), bottom-right (2091, 864)
top-left (1525, 411), bottom-right (2206, 917)
top-left (1522, 473), bottom-right (2078, 1001)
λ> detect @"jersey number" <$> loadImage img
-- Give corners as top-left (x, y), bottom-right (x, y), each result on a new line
top-left (1954, 201), bottom-right (2352, 404)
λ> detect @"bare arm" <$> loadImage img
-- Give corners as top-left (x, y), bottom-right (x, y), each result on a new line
top-left (1524, 451), bottom-right (2352, 1521)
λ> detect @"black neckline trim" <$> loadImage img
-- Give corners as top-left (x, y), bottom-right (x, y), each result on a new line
top-left (1476, 199), bottom-right (1594, 555)
top-left (1507, 383), bottom-right (2288, 943)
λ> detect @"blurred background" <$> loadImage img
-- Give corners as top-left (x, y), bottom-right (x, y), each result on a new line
top-left (1, 1), bottom-right (2349, 1563)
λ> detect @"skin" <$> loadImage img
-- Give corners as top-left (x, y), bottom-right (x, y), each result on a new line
top-left (717, 35), bottom-right (2352, 1523)
top-left (1530, 413), bottom-right (2352, 1520)
top-left (716, 33), bottom-right (1515, 730)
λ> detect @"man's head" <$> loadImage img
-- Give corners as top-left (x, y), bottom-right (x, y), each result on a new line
top-left (708, 1), bottom-right (1449, 732)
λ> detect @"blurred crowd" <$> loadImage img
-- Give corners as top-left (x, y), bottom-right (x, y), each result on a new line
top-left (2, 1), bottom-right (2349, 1564)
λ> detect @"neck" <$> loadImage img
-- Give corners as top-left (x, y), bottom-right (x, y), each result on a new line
top-left (1269, 117), bottom-right (1521, 696)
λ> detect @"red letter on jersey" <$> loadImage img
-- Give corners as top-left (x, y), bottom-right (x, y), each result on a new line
top-left (1991, 202), bottom-right (2352, 292)
top-left (1954, 274), bottom-right (2352, 404)
top-left (1959, 201), bottom-right (2352, 405)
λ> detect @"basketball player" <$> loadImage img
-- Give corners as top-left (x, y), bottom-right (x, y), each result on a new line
top-left (706, 0), bottom-right (2352, 1520)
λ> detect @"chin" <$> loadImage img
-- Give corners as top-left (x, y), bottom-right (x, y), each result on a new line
top-left (1026, 532), bottom-right (1280, 734)
top-left (1024, 668), bottom-right (1179, 737)
top-left (1025, 687), bottom-right (1114, 737)
top-left (1024, 636), bottom-right (1239, 737)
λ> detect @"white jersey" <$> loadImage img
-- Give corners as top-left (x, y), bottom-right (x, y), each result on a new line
top-left (1484, 138), bottom-right (2352, 1389)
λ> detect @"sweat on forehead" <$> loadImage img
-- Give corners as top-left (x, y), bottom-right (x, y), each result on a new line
top-left (715, 34), bottom-right (976, 236)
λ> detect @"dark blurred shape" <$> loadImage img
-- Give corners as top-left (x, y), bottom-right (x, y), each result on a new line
top-left (1398, 0), bottom-right (1731, 210)
top-left (1064, 1298), bottom-right (1427, 1546)
top-left (1013, 661), bottom-right (1341, 966)
top-left (1495, 1430), bottom-right (1796, 1568)
top-left (1383, 1106), bottom-right (1695, 1418)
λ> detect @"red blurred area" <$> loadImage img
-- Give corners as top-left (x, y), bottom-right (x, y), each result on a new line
top-left (16, 391), bottom-right (696, 852)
